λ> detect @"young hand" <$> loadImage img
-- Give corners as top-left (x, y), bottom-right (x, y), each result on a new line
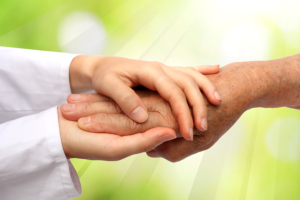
top-left (69, 56), bottom-right (222, 140)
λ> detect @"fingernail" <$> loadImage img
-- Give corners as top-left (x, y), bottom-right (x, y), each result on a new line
top-left (69, 94), bottom-right (81, 101)
top-left (79, 116), bottom-right (91, 125)
top-left (201, 118), bottom-right (207, 130)
top-left (189, 128), bottom-right (194, 141)
top-left (131, 106), bottom-right (148, 123)
top-left (214, 91), bottom-right (222, 101)
top-left (161, 133), bottom-right (176, 142)
top-left (147, 150), bottom-right (161, 158)
top-left (62, 104), bottom-right (75, 112)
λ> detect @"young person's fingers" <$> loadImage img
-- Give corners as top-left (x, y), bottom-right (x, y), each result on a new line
top-left (136, 67), bottom-right (194, 141)
top-left (108, 127), bottom-right (176, 160)
top-left (70, 65), bottom-right (194, 140)
top-left (162, 68), bottom-right (208, 132)
top-left (95, 74), bottom-right (149, 123)
top-left (61, 101), bottom-right (123, 121)
top-left (66, 125), bottom-right (176, 160)
top-left (172, 65), bottom-right (219, 75)
top-left (194, 65), bottom-right (219, 74)
top-left (171, 67), bottom-right (222, 105)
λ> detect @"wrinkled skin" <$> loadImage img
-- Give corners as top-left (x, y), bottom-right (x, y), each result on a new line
top-left (147, 63), bottom-right (258, 161)
top-left (62, 62), bottom-right (259, 162)
top-left (62, 54), bottom-right (300, 162)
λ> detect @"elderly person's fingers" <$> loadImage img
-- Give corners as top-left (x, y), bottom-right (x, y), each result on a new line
top-left (61, 101), bottom-right (122, 121)
top-left (146, 134), bottom-right (215, 162)
top-left (62, 101), bottom-right (177, 136)
top-left (77, 113), bottom-right (165, 136)
top-left (59, 107), bottom-right (177, 160)
top-left (171, 66), bottom-right (222, 105)
top-left (62, 93), bottom-right (180, 136)
top-left (67, 93), bottom-right (112, 104)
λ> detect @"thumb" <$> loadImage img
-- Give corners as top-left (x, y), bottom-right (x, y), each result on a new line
top-left (111, 127), bottom-right (177, 159)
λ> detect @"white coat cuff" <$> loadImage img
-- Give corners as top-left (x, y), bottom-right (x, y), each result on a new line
top-left (60, 54), bottom-right (78, 95)
top-left (47, 107), bottom-right (82, 198)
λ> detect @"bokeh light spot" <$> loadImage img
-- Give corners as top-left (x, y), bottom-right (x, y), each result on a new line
top-left (221, 22), bottom-right (270, 63)
top-left (58, 11), bottom-right (106, 55)
top-left (266, 117), bottom-right (300, 162)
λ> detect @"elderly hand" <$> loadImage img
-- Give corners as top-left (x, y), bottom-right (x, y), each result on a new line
top-left (62, 62), bottom-right (259, 161)
top-left (62, 54), bottom-right (300, 162)
top-left (69, 55), bottom-right (221, 141)
top-left (58, 107), bottom-right (177, 160)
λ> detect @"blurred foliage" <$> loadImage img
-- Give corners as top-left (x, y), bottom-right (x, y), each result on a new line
top-left (1, 0), bottom-right (300, 199)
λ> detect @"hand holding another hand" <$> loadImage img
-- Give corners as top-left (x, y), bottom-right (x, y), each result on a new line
top-left (62, 62), bottom-right (261, 162)
top-left (58, 106), bottom-right (177, 160)
top-left (69, 56), bottom-right (222, 140)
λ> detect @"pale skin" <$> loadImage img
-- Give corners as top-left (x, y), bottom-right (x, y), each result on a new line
top-left (61, 54), bottom-right (300, 162)
top-left (58, 56), bottom-right (220, 160)
top-left (69, 55), bottom-right (222, 141)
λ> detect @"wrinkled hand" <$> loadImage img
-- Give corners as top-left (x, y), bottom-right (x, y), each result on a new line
top-left (70, 55), bottom-right (221, 140)
top-left (62, 63), bottom-right (258, 162)
top-left (58, 107), bottom-right (176, 160)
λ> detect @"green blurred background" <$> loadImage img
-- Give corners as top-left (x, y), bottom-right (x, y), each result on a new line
top-left (1, 0), bottom-right (300, 199)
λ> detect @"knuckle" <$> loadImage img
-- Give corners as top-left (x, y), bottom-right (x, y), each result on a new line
top-left (67, 95), bottom-right (72, 103)
top-left (83, 102), bottom-right (95, 113)
top-left (187, 67), bottom-right (196, 72)
top-left (170, 89), bottom-right (185, 100)
top-left (201, 145), bottom-right (212, 151)
top-left (85, 116), bottom-right (100, 132)
top-left (109, 102), bottom-right (122, 113)
top-left (118, 93), bottom-right (133, 106)
top-left (199, 142), bottom-right (214, 152)
top-left (153, 100), bottom-right (179, 132)
top-left (144, 61), bottom-right (162, 71)
top-left (171, 103), bottom-right (186, 117)
top-left (123, 118), bottom-right (139, 133)
top-left (167, 155), bottom-right (183, 163)
top-left (169, 92), bottom-right (187, 110)
top-left (151, 61), bottom-right (164, 67)
top-left (156, 75), bottom-right (170, 85)
top-left (194, 134), bottom-right (214, 145)
top-left (182, 74), bottom-right (197, 86)
top-left (101, 72), bottom-right (115, 83)
top-left (82, 93), bottom-right (100, 102)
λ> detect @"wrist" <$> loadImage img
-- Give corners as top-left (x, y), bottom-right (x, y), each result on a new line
top-left (209, 62), bottom-right (264, 111)
top-left (57, 107), bottom-right (72, 159)
top-left (69, 55), bottom-right (103, 93)
top-left (239, 60), bottom-right (276, 109)
top-left (249, 54), bottom-right (300, 108)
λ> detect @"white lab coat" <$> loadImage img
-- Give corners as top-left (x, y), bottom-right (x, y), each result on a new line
top-left (0, 47), bottom-right (81, 199)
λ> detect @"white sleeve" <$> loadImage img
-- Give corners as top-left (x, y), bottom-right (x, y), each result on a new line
top-left (0, 107), bottom-right (81, 200)
top-left (0, 47), bottom-right (82, 199)
top-left (0, 46), bottom-right (77, 123)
